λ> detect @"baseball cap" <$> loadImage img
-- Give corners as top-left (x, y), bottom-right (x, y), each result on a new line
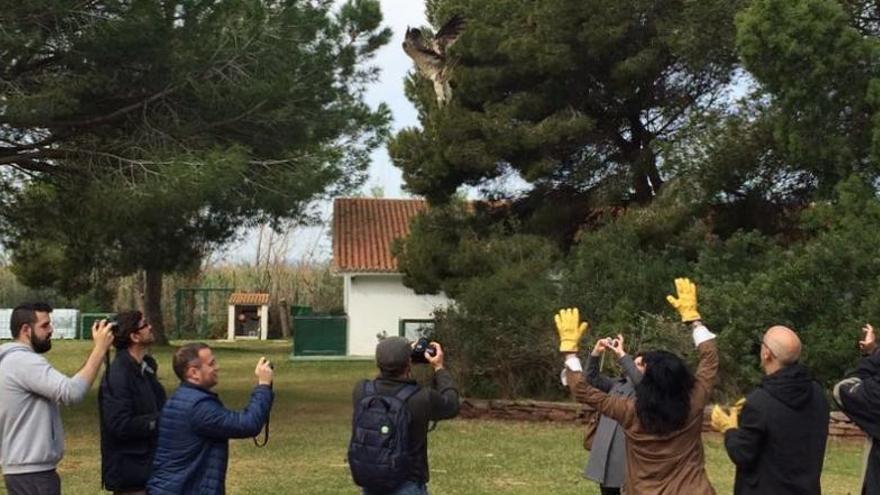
top-left (375, 337), bottom-right (411, 372)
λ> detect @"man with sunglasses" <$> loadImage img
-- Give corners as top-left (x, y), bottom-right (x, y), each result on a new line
top-left (712, 326), bottom-right (829, 495)
top-left (98, 311), bottom-right (167, 495)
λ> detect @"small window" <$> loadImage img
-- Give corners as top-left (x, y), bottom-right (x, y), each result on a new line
top-left (399, 319), bottom-right (435, 341)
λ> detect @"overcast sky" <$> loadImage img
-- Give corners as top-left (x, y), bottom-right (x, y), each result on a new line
top-left (361, 0), bottom-right (428, 198)
top-left (217, 0), bottom-right (428, 264)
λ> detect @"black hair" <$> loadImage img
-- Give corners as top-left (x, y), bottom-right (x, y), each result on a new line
top-left (112, 310), bottom-right (144, 350)
top-left (634, 350), bottom-right (695, 435)
top-left (10, 302), bottom-right (53, 339)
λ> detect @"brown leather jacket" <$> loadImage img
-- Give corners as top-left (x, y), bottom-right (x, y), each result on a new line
top-left (567, 340), bottom-right (719, 495)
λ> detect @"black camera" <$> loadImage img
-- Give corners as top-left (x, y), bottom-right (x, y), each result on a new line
top-left (105, 316), bottom-right (119, 333)
top-left (411, 337), bottom-right (437, 363)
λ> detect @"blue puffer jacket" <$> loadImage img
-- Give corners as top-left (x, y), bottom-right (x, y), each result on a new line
top-left (146, 382), bottom-right (273, 495)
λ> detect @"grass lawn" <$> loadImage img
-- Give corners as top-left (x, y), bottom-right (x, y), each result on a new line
top-left (2, 340), bottom-right (863, 494)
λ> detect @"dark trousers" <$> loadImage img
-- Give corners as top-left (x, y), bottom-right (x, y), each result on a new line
top-left (3, 469), bottom-right (61, 495)
top-left (600, 486), bottom-right (621, 495)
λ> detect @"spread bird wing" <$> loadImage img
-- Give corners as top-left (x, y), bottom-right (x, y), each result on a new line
top-left (403, 29), bottom-right (444, 76)
top-left (432, 14), bottom-right (466, 56)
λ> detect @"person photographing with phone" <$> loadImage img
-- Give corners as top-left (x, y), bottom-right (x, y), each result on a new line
top-left (563, 333), bottom-right (644, 495)
top-left (147, 344), bottom-right (274, 495)
top-left (557, 278), bottom-right (720, 494)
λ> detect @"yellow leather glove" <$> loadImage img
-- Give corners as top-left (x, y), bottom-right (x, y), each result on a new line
top-left (710, 398), bottom-right (745, 433)
top-left (732, 397), bottom-right (746, 416)
top-left (666, 277), bottom-right (701, 322)
top-left (555, 307), bottom-right (588, 353)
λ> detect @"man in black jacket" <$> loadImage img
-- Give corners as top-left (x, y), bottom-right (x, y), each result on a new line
top-left (833, 323), bottom-right (880, 495)
top-left (715, 325), bottom-right (829, 495)
top-left (98, 310), bottom-right (167, 495)
top-left (351, 337), bottom-right (460, 495)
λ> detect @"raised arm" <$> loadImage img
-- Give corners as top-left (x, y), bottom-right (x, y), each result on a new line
top-left (606, 333), bottom-right (643, 385)
top-left (690, 323), bottom-right (719, 407)
top-left (192, 385), bottom-right (274, 439)
top-left (584, 339), bottom-right (615, 392)
top-left (565, 363), bottom-right (635, 427)
top-left (666, 278), bottom-right (718, 406)
top-left (852, 323), bottom-right (880, 380)
top-left (555, 308), bottom-right (635, 427)
top-left (617, 354), bottom-right (643, 385)
top-left (427, 368), bottom-right (460, 421)
top-left (19, 320), bottom-right (115, 406)
top-left (424, 342), bottom-right (461, 420)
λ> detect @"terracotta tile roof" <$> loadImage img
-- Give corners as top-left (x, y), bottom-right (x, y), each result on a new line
top-left (228, 293), bottom-right (270, 306)
top-left (333, 198), bottom-right (427, 273)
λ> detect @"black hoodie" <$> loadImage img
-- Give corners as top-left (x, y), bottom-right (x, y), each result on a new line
top-left (724, 364), bottom-right (830, 495)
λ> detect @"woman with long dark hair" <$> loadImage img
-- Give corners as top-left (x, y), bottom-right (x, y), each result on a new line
top-left (556, 278), bottom-right (719, 494)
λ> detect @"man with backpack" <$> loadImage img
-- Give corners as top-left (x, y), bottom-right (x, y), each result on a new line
top-left (349, 337), bottom-right (460, 495)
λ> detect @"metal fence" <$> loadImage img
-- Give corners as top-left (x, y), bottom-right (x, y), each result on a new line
top-left (174, 288), bottom-right (234, 339)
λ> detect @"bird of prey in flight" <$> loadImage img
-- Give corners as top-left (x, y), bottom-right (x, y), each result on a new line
top-left (402, 14), bottom-right (466, 106)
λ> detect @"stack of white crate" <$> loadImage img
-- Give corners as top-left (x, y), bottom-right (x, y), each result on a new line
top-left (0, 308), bottom-right (79, 339)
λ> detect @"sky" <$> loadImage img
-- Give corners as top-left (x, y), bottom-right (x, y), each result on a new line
top-left (216, 0), bottom-right (428, 265)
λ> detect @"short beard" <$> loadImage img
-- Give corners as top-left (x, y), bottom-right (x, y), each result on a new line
top-left (30, 333), bottom-right (51, 354)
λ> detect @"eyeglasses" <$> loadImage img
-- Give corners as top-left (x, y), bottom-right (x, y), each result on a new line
top-left (135, 321), bottom-right (151, 331)
top-left (751, 337), bottom-right (776, 358)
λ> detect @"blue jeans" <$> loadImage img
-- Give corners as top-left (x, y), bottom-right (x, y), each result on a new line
top-left (362, 481), bottom-right (428, 495)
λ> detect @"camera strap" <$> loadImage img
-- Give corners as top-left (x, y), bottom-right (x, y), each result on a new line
top-left (102, 350), bottom-right (113, 396)
top-left (253, 413), bottom-right (270, 447)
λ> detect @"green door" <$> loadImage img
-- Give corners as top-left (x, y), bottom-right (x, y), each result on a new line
top-left (292, 315), bottom-right (347, 356)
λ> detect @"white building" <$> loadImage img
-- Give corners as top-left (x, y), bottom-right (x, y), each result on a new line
top-left (0, 308), bottom-right (79, 340)
top-left (333, 198), bottom-right (450, 356)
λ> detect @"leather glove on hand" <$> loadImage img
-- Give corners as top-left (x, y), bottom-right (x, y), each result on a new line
top-left (666, 277), bottom-right (701, 322)
top-left (732, 397), bottom-right (746, 416)
top-left (710, 398), bottom-right (745, 433)
top-left (555, 308), bottom-right (588, 353)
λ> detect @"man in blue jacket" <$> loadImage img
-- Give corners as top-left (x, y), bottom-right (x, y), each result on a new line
top-left (147, 343), bottom-right (274, 495)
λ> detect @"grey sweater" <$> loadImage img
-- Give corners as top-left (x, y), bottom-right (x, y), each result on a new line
top-left (0, 343), bottom-right (90, 474)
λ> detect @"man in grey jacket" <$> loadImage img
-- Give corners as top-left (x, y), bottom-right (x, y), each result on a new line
top-left (0, 302), bottom-right (114, 495)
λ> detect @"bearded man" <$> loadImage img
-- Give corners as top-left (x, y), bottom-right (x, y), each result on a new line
top-left (0, 302), bottom-right (114, 495)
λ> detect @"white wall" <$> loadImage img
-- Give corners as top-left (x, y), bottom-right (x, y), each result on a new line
top-left (0, 309), bottom-right (79, 340)
top-left (345, 274), bottom-right (450, 356)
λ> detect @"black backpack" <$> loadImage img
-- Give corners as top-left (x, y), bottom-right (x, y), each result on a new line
top-left (348, 380), bottom-right (420, 492)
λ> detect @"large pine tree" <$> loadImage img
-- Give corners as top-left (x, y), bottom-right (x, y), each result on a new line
top-left (0, 0), bottom-right (392, 342)
top-left (389, 0), bottom-right (744, 293)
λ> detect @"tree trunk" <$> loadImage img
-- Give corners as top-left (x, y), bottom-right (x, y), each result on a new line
top-left (646, 155), bottom-right (664, 195)
top-left (633, 173), bottom-right (653, 204)
top-left (279, 298), bottom-right (291, 339)
top-left (144, 269), bottom-right (170, 345)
